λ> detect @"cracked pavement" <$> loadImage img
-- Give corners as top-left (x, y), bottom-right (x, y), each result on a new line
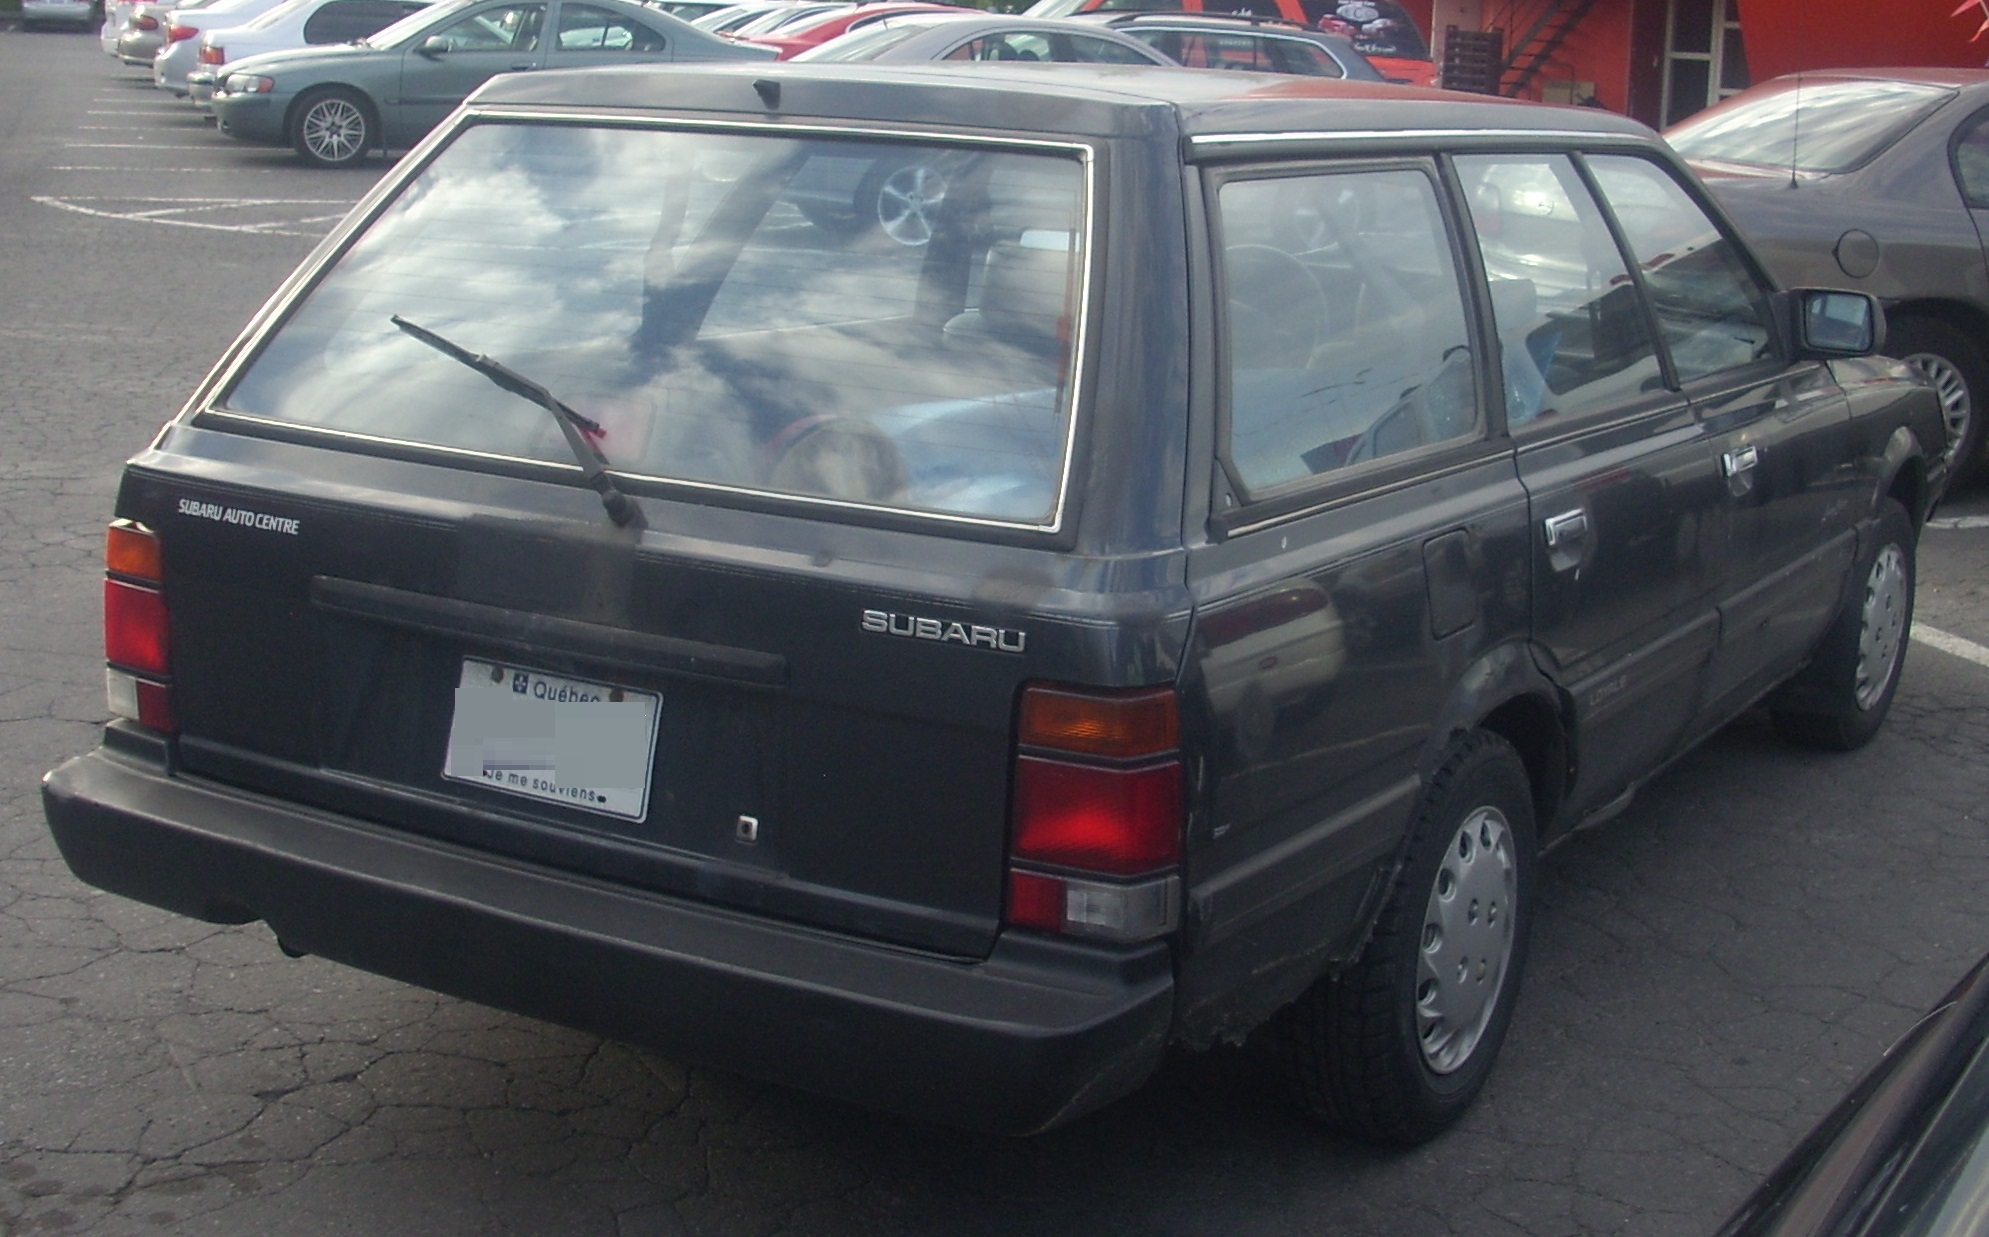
top-left (3, 25), bottom-right (1988, 1236)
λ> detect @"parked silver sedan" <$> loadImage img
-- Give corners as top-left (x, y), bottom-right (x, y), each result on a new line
top-left (1669, 68), bottom-right (1989, 487)
top-left (793, 12), bottom-right (1167, 65)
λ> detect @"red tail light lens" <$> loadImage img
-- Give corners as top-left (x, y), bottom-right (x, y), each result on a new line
top-left (199, 44), bottom-right (223, 63)
top-left (1012, 757), bottom-right (1181, 875)
top-left (135, 13), bottom-right (158, 28)
top-left (166, 22), bottom-right (197, 41)
top-left (1005, 683), bottom-right (1183, 942)
top-left (101, 521), bottom-right (175, 734)
top-left (105, 579), bottom-right (171, 678)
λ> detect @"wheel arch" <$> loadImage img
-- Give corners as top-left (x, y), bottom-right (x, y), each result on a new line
top-left (1877, 424), bottom-right (1933, 529)
top-left (1423, 639), bottom-right (1571, 838)
top-left (1883, 296), bottom-right (1989, 344)
top-left (283, 82), bottom-right (380, 152)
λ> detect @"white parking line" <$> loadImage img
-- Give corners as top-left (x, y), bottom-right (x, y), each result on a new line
top-left (64, 142), bottom-right (229, 150)
top-left (1915, 623), bottom-right (1989, 671)
top-left (1927, 514), bottom-right (1989, 530)
top-left (84, 109), bottom-right (176, 116)
top-left (33, 194), bottom-right (357, 237)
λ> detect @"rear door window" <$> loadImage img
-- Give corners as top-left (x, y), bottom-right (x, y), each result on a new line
top-left (300, 0), bottom-right (408, 42)
top-left (213, 123), bottom-right (1091, 529)
top-left (1265, 36), bottom-right (1345, 76)
top-left (1217, 164), bottom-right (1480, 497)
top-left (551, 1), bottom-right (665, 50)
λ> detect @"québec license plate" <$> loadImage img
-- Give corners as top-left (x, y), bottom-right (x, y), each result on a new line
top-left (441, 658), bottom-right (661, 821)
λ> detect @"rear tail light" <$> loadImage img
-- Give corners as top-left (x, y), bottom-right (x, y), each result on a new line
top-left (199, 43), bottom-right (223, 63)
top-left (165, 22), bottom-right (197, 41)
top-left (134, 13), bottom-right (158, 28)
top-left (1005, 684), bottom-right (1182, 943)
top-left (103, 520), bottom-right (176, 734)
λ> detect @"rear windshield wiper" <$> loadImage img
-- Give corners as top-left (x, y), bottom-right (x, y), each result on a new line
top-left (391, 315), bottom-right (642, 528)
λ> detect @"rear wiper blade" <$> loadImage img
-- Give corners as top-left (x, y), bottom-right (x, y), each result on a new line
top-left (391, 315), bottom-right (642, 528)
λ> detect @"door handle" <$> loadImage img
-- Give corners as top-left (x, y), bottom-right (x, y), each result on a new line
top-left (1722, 445), bottom-right (1759, 477)
top-left (1543, 509), bottom-right (1588, 547)
top-left (509, 61), bottom-right (535, 70)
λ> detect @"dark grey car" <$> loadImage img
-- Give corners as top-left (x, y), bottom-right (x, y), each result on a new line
top-left (44, 65), bottom-right (1946, 1145)
top-left (1669, 69), bottom-right (1989, 488)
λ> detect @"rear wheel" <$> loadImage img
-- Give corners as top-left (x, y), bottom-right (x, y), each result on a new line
top-left (1270, 730), bottom-right (1536, 1145)
top-left (1886, 316), bottom-right (1987, 489)
top-left (1771, 498), bottom-right (1915, 751)
top-left (290, 87), bottom-right (374, 170)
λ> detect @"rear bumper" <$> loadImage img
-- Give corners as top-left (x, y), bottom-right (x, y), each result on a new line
top-left (43, 726), bottom-right (1174, 1134)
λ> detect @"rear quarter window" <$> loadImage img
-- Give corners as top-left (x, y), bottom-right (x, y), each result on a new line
top-left (214, 123), bottom-right (1091, 529)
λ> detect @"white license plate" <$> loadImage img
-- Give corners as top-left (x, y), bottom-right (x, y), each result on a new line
top-left (442, 658), bottom-right (660, 821)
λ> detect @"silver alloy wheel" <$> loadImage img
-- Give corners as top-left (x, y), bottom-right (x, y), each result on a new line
top-left (300, 95), bottom-right (366, 166)
top-left (1854, 543), bottom-right (1909, 711)
top-left (1903, 350), bottom-right (1972, 468)
top-left (1416, 805), bottom-right (1517, 1075)
top-left (875, 164), bottom-right (944, 247)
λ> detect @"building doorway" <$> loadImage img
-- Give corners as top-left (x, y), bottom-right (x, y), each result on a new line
top-left (1661, 0), bottom-right (1747, 126)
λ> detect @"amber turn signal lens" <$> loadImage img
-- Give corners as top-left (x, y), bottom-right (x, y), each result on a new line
top-left (106, 520), bottom-right (162, 583)
top-left (1018, 684), bottom-right (1178, 760)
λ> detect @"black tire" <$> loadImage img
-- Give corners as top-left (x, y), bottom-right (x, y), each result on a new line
top-left (1884, 316), bottom-right (1987, 490)
top-left (289, 87), bottom-right (374, 170)
top-left (1771, 498), bottom-right (1916, 751)
top-left (1269, 730), bottom-right (1536, 1146)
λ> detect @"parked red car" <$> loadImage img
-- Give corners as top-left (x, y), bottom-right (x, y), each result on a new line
top-left (1024, 0), bottom-right (1434, 84)
top-left (731, 1), bottom-right (966, 56)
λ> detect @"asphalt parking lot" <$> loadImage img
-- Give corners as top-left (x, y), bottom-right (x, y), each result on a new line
top-left (3, 25), bottom-right (1989, 1236)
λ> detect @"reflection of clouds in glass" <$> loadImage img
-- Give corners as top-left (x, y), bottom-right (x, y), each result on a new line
top-left (1669, 80), bottom-right (1951, 173)
top-left (222, 122), bottom-right (1086, 524)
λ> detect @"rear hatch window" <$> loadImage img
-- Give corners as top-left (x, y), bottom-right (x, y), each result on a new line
top-left (217, 120), bottom-right (1090, 529)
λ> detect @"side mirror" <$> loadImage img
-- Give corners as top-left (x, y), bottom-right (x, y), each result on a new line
top-left (1791, 289), bottom-right (1883, 358)
top-left (417, 34), bottom-right (449, 57)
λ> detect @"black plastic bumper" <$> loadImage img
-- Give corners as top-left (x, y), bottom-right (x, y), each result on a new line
top-left (42, 725), bottom-right (1175, 1135)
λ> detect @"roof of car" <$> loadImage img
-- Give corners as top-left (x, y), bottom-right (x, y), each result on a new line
top-left (472, 61), bottom-right (1656, 146)
top-left (1759, 66), bottom-right (1989, 90)
top-left (1074, 11), bottom-right (1309, 29)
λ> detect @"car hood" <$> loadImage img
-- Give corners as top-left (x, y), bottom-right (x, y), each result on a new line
top-left (220, 40), bottom-right (386, 77)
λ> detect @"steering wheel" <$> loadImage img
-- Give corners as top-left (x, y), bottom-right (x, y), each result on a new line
top-left (1225, 244), bottom-right (1330, 366)
top-left (763, 416), bottom-right (907, 504)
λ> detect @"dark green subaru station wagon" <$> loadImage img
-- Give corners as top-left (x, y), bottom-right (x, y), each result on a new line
top-left (45, 62), bottom-right (1947, 1144)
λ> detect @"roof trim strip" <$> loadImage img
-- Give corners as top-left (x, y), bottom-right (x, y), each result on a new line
top-left (1188, 127), bottom-right (1643, 150)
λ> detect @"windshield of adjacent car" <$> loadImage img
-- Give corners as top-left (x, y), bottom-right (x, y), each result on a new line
top-left (364, 0), bottom-right (467, 44)
top-left (215, 123), bottom-right (1091, 529)
top-left (1667, 78), bottom-right (1956, 174)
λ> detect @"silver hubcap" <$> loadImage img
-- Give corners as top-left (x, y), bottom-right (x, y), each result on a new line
top-left (876, 165), bottom-right (944, 247)
top-left (1417, 806), bottom-right (1517, 1075)
top-left (1854, 543), bottom-right (1909, 711)
top-left (302, 97), bottom-right (365, 164)
top-left (1903, 351), bottom-right (1971, 467)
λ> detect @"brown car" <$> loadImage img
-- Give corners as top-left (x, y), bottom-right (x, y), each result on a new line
top-left (1669, 68), bottom-right (1989, 488)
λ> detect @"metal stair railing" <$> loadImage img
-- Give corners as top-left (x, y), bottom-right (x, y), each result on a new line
top-left (1483, 0), bottom-right (1602, 98)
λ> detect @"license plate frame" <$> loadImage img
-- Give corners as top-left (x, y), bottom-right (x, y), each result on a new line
top-left (441, 658), bottom-right (661, 822)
